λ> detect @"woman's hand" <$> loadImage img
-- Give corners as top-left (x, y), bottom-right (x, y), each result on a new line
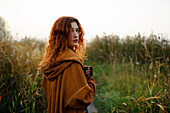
top-left (85, 67), bottom-right (91, 77)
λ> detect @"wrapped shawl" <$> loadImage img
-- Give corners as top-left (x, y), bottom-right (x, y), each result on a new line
top-left (42, 49), bottom-right (96, 113)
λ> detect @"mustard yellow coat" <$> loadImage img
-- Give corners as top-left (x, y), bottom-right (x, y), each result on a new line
top-left (42, 49), bottom-right (96, 113)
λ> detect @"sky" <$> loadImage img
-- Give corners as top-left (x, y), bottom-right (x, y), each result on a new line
top-left (0, 0), bottom-right (170, 41)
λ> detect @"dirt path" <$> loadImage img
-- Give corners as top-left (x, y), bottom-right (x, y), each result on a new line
top-left (87, 101), bottom-right (98, 113)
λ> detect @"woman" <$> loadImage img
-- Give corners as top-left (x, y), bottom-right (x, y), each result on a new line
top-left (39, 16), bottom-right (96, 113)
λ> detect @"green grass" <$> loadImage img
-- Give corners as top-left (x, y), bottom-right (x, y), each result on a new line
top-left (0, 26), bottom-right (169, 113)
top-left (85, 33), bottom-right (169, 113)
top-left (84, 61), bottom-right (169, 113)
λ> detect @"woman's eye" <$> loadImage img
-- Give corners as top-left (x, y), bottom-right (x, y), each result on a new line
top-left (71, 29), bottom-right (79, 33)
top-left (76, 29), bottom-right (79, 32)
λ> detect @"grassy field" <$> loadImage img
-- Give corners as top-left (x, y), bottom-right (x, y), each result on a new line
top-left (85, 62), bottom-right (169, 112)
top-left (85, 33), bottom-right (169, 113)
top-left (0, 29), bottom-right (169, 112)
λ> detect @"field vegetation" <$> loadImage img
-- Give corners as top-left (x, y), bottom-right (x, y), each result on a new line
top-left (0, 17), bottom-right (169, 112)
top-left (85, 33), bottom-right (169, 113)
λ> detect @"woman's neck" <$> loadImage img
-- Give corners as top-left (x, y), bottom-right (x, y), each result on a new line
top-left (68, 46), bottom-right (75, 52)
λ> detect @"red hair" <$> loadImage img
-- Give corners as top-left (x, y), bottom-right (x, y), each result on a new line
top-left (39, 16), bottom-right (85, 70)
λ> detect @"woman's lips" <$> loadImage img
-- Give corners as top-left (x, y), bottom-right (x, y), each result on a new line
top-left (73, 39), bottom-right (78, 43)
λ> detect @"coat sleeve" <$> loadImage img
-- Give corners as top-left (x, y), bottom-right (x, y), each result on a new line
top-left (63, 62), bottom-right (96, 109)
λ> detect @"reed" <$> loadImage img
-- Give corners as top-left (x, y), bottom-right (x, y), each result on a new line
top-left (85, 33), bottom-right (169, 113)
top-left (0, 24), bottom-right (169, 112)
top-left (0, 36), bottom-right (47, 112)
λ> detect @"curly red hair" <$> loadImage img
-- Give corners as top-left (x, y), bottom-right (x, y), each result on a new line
top-left (39, 16), bottom-right (85, 70)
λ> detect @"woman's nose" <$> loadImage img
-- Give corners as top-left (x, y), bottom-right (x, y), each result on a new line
top-left (73, 32), bottom-right (78, 38)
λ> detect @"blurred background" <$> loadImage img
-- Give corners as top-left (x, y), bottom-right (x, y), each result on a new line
top-left (0, 0), bottom-right (170, 41)
top-left (0, 0), bottom-right (170, 112)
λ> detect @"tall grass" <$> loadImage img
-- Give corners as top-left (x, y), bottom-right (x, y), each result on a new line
top-left (85, 33), bottom-right (169, 113)
top-left (86, 33), bottom-right (170, 64)
top-left (0, 35), bottom-right (47, 112)
top-left (0, 25), bottom-right (169, 113)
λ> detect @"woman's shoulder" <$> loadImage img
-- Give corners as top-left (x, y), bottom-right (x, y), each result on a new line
top-left (56, 49), bottom-right (83, 64)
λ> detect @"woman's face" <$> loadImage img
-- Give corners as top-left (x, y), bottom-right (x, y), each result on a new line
top-left (68, 22), bottom-right (79, 49)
